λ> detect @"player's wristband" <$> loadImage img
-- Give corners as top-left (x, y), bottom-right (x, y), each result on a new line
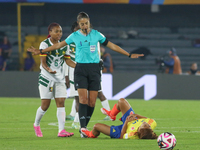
top-left (40, 49), bottom-right (44, 54)
top-left (128, 53), bottom-right (131, 58)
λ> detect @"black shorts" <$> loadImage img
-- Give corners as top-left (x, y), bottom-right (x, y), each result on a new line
top-left (74, 63), bottom-right (101, 91)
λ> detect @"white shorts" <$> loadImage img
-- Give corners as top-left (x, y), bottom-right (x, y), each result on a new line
top-left (69, 66), bottom-right (75, 82)
top-left (39, 82), bottom-right (67, 99)
top-left (98, 71), bottom-right (103, 92)
top-left (98, 80), bottom-right (102, 92)
top-left (69, 67), bottom-right (78, 97)
top-left (69, 82), bottom-right (78, 97)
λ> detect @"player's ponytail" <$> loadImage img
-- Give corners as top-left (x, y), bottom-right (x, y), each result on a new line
top-left (77, 12), bottom-right (89, 22)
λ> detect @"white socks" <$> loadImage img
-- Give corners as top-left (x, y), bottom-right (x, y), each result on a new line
top-left (101, 99), bottom-right (110, 110)
top-left (34, 106), bottom-right (46, 126)
top-left (70, 99), bottom-right (76, 117)
top-left (34, 106), bottom-right (66, 133)
top-left (57, 107), bottom-right (66, 132)
top-left (74, 112), bottom-right (79, 123)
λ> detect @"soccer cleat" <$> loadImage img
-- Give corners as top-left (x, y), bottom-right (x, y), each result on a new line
top-left (81, 128), bottom-right (97, 138)
top-left (33, 124), bottom-right (43, 137)
top-left (79, 128), bottom-right (88, 138)
top-left (72, 122), bottom-right (80, 129)
top-left (80, 133), bottom-right (87, 138)
top-left (65, 115), bottom-right (75, 120)
top-left (58, 129), bottom-right (74, 137)
top-left (101, 108), bottom-right (116, 121)
top-left (103, 116), bottom-right (112, 121)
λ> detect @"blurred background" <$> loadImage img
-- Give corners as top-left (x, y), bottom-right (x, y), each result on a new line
top-left (0, 0), bottom-right (200, 99)
top-left (1, 0), bottom-right (200, 73)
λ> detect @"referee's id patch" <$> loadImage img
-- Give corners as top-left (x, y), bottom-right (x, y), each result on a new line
top-left (90, 45), bottom-right (96, 53)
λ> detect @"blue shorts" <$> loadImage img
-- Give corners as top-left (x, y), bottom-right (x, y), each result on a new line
top-left (110, 108), bottom-right (135, 138)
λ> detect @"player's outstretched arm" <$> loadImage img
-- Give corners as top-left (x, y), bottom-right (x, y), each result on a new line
top-left (106, 41), bottom-right (144, 58)
top-left (27, 40), bottom-right (68, 55)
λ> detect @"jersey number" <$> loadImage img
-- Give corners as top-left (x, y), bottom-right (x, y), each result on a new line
top-left (55, 59), bottom-right (58, 67)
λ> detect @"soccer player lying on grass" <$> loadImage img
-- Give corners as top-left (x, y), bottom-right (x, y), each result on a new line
top-left (81, 98), bottom-right (158, 139)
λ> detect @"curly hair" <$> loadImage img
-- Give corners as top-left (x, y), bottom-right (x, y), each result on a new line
top-left (138, 129), bottom-right (158, 139)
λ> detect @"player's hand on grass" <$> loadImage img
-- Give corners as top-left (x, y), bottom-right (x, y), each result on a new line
top-left (27, 46), bottom-right (40, 55)
top-left (130, 53), bottom-right (144, 58)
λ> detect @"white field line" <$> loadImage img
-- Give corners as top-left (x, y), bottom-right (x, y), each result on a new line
top-left (158, 127), bottom-right (200, 128)
top-left (154, 130), bottom-right (200, 133)
top-left (47, 119), bottom-right (200, 133)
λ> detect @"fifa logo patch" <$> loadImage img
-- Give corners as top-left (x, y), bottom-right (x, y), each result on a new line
top-left (49, 87), bottom-right (53, 92)
top-left (90, 45), bottom-right (96, 53)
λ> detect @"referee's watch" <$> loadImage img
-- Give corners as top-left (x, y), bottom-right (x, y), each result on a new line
top-left (128, 53), bottom-right (131, 58)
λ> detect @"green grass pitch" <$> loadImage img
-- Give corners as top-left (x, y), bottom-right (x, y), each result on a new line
top-left (0, 97), bottom-right (200, 150)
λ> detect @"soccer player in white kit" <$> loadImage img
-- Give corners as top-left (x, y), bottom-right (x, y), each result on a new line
top-left (33, 22), bottom-right (76, 137)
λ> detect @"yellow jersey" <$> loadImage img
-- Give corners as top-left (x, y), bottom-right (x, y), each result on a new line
top-left (123, 118), bottom-right (157, 139)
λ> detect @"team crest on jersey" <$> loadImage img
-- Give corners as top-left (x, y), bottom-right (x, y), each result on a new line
top-left (71, 48), bottom-right (75, 52)
top-left (49, 87), bottom-right (53, 92)
top-left (131, 127), bottom-right (135, 130)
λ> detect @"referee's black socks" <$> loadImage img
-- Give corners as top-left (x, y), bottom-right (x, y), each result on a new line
top-left (86, 105), bottom-right (94, 127)
top-left (79, 103), bottom-right (88, 128)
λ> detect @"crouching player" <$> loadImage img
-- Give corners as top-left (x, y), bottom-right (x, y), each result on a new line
top-left (81, 98), bottom-right (158, 139)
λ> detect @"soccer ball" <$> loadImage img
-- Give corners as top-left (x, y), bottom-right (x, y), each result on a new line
top-left (157, 132), bottom-right (176, 150)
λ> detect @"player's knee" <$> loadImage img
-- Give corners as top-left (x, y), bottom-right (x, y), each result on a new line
top-left (41, 101), bottom-right (50, 111)
top-left (118, 98), bottom-right (126, 105)
top-left (93, 123), bottom-right (101, 130)
top-left (79, 97), bottom-right (88, 104)
top-left (41, 105), bottom-right (49, 111)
